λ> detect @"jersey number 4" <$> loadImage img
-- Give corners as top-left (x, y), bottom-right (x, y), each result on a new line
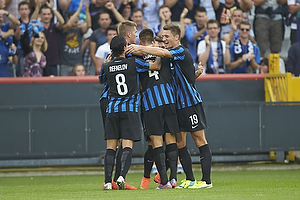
top-left (148, 70), bottom-right (159, 80)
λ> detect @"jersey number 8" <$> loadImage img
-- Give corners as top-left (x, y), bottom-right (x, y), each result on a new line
top-left (115, 74), bottom-right (128, 95)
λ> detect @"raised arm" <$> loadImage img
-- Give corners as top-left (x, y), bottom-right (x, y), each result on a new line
top-left (239, 0), bottom-right (253, 12)
top-left (59, 0), bottom-right (71, 11)
top-left (164, 0), bottom-right (178, 8)
top-left (0, 10), bottom-right (20, 29)
top-left (61, 0), bottom-right (83, 33)
top-left (46, 0), bottom-right (65, 29)
top-left (180, 7), bottom-right (189, 38)
top-left (105, 2), bottom-right (125, 23)
top-left (211, 0), bottom-right (220, 11)
top-left (82, 0), bottom-right (92, 34)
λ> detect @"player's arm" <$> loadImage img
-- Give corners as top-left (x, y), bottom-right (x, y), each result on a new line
top-left (239, 0), bottom-right (252, 12)
top-left (127, 44), bottom-right (173, 58)
top-left (98, 67), bottom-right (106, 84)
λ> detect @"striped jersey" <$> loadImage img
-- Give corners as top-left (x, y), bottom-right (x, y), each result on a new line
top-left (139, 54), bottom-right (176, 112)
top-left (98, 50), bottom-right (133, 101)
top-left (99, 57), bottom-right (150, 113)
top-left (169, 45), bottom-right (202, 109)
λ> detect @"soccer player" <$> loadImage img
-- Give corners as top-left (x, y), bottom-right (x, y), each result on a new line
top-left (126, 24), bottom-right (212, 189)
top-left (99, 35), bottom-right (161, 190)
top-left (99, 20), bottom-right (139, 190)
top-left (138, 29), bottom-right (179, 189)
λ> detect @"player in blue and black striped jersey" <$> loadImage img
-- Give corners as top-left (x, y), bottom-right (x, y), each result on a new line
top-left (98, 21), bottom-right (140, 190)
top-left (126, 24), bottom-right (212, 189)
top-left (99, 35), bottom-right (161, 190)
top-left (138, 29), bottom-right (179, 189)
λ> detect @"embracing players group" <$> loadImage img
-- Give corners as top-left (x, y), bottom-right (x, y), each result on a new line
top-left (98, 20), bottom-right (212, 190)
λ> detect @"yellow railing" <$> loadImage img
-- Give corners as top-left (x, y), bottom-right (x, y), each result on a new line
top-left (265, 54), bottom-right (300, 162)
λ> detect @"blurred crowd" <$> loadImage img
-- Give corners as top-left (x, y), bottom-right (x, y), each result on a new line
top-left (0, 0), bottom-right (299, 77)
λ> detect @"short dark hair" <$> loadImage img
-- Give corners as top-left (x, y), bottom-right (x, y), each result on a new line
top-left (158, 5), bottom-right (171, 13)
top-left (260, 57), bottom-right (268, 66)
top-left (131, 8), bottom-right (143, 15)
top-left (18, 1), bottom-right (30, 10)
top-left (163, 24), bottom-right (181, 38)
top-left (105, 25), bottom-right (117, 36)
top-left (110, 35), bottom-right (127, 57)
top-left (207, 19), bottom-right (220, 28)
top-left (154, 35), bottom-right (163, 42)
top-left (39, 5), bottom-right (51, 14)
top-left (195, 6), bottom-right (207, 14)
top-left (139, 29), bottom-right (154, 44)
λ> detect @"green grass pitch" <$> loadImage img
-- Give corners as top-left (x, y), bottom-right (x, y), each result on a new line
top-left (0, 166), bottom-right (300, 200)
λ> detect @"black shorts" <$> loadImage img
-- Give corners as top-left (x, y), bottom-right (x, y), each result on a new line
top-left (177, 103), bottom-right (207, 132)
top-left (105, 112), bottom-right (141, 142)
top-left (100, 98), bottom-right (108, 126)
top-left (142, 104), bottom-right (180, 137)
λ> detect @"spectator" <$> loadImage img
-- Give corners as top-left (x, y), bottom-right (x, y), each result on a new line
top-left (59, 0), bottom-right (91, 76)
top-left (14, 1), bottom-right (32, 77)
top-left (156, 5), bottom-right (172, 36)
top-left (228, 21), bottom-right (260, 73)
top-left (94, 25), bottom-right (117, 75)
top-left (253, 0), bottom-right (286, 58)
top-left (259, 57), bottom-right (269, 74)
top-left (287, 41), bottom-right (300, 76)
top-left (22, 31), bottom-right (48, 77)
top-left (287, 0), bottom-right (300, 44)
top-left (197, 20), bottom-right (230, 74)
top-left (118, 0), bottom-right (135, 21)
top-left (0, 9), bottom-right (18, 77)
top-left (227, 9), bottom-right (255, 44)
top-left (212, 0), bottom-right (252, 37)
top-left (195, 0), bottom-right (216, 20)
top-left (136, 0), bottom-right (164, 31)
top-left (39, 1), bottom-right (65, 76)
top-left (185, 6), bottom-right (208, 64)
top-left (89, 11), bottom-right (120, 75)
top-left (164, 0), bottom-right (193, 21)
top-left (89, 0), bottom-right (123, 30)
top-left (71, 63), bottom-right (86, 76)
top-left (130, 8), bottom-right (146, 45)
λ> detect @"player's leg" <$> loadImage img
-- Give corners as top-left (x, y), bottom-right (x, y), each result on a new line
top-left (113, 140), bottom-right (122, 186)
top-left (189, 103), bottom-right (212, 189)
top-left (116, 139), bottom-right (134, 190)
top-left (150, 135), bottom-right (172, 189)
top-left (165, 133), bottom-right (178, 187)
top-left (176, 131), bottom-right (195, 182)
top-left (140, 140), bottom-right (154, 189)
top-left (103, 139), bottom-right (118, 190)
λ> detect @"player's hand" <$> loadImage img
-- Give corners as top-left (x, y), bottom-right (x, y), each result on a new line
top-left (126, 44), bottom-right (140, 54)
top-left (105, 54), bottom-right (112, 63)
